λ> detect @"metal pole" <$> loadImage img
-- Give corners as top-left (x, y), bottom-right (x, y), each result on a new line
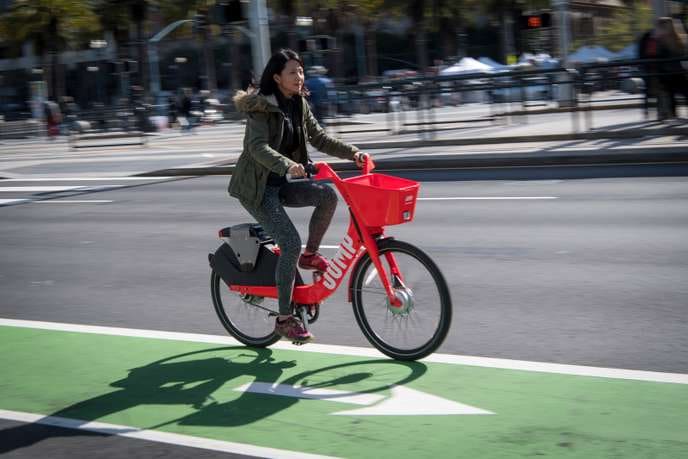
top-left (651, 0), bottom-right (668, 19)
top-left (148, 19), bottom-right (194, 109)
top-left (249, 0), bottom-right (271, 81)
top-left (552, 0), bottom-right (570, 67)
top-left (148, 44), bottom-right (160, 104)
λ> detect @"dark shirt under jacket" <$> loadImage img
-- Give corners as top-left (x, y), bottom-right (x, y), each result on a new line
top-left (267, 92), bottom-right (304, 186)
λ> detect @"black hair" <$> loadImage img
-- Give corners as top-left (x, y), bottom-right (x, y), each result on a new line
top-left (258, 48), bottom-right (307, 96)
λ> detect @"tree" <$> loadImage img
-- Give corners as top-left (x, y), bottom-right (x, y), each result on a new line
top-left (598, 0), bottom-right (653, 51)
top-left (571, 0), bottom-right (653, 52)
top-left (0, 0), bottom-right (100, 100)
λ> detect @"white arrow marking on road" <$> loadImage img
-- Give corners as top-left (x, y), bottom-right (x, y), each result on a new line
top-left (332, 386), bottom-right (493, 416)
top-left (234, 382), bottom-right (493, 416)
top-left (235, 382), bottom-right (384, 405)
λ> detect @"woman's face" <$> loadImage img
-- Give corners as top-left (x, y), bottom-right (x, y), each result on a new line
top-left (274, 59), bottom-right (304, 97)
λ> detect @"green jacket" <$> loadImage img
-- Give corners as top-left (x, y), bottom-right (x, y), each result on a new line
top-left (228, 90), bottom-right (359, 208)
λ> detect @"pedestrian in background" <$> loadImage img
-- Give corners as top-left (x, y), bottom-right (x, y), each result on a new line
top-left (655, 17), bottom-right (688, 122)
top-left (305, 66), bottom-right (334, 125)
top-left (43, 100), bottom-right (61, 139)
top-left (638, 25), bottom-right (660, 119)
top-left (167, 96), bottom-right (177, 129)
top-left (178, 88), bottom-right (194, 133)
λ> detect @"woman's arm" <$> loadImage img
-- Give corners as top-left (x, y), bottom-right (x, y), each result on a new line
top-left (246, 112), bottom-right (297, 175)
top-left (303, 101), bottom-right (358, 160)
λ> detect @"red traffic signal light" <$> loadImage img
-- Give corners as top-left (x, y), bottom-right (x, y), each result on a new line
top-left (521, 13), bottom-right (551, 29)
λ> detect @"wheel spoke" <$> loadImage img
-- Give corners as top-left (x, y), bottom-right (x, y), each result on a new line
top-left (211, 272), bottom-right (279, 347)
top-left (351, 241), bottom-right (451, 361)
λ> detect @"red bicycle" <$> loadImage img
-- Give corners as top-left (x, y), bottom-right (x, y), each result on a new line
top-left (209, 158), bottom-right (452, 361)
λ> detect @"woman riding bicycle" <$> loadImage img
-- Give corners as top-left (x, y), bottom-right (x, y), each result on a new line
top-left (229, 48), bottom-right (369, 344)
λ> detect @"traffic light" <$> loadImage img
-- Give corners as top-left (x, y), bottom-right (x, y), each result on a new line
top-left (521, 12), bottom-right (551, 29)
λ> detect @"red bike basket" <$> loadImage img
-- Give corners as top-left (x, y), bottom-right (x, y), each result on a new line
top-left (342, 173), bottom-right (419, 227)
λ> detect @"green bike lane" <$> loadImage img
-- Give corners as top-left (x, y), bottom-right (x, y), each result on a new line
top-left (1, 320), bottom-right (687, 458)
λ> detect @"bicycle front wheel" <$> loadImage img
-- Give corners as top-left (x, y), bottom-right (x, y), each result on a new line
top-left (351, 239), bottom-right (452, 361)
top-left (210, 270), bottom-right (280, 347)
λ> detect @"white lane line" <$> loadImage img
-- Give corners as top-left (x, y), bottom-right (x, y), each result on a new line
top-left (0, 409), bottom-right (338, 459)
top-left (1, 177), bottom-right (173, 182)
top-left (1, 318), bottom-right (686, 384)
top-left (418, 197), bottom-right (558, 201)
top-left (33, 200), bottom-right (113, 204)
top-left (0, 186), bottom-right (87, 192)
top-left (0, 198), bottom-right (29, 205)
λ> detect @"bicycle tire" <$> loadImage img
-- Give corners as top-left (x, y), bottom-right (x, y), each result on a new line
top-left (210, 270), bottom-right (281, 347)
top-left (351, 239), bottom-right (452, 361)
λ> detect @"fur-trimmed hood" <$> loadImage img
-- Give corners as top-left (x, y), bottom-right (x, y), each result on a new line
top-left (232, 90), bottom-right (280, 113)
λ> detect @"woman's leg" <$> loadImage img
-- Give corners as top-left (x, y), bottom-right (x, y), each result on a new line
top-left (240, 187), bottom-right (301, 316)
top-left (279, 181), bottom-right (338, 253)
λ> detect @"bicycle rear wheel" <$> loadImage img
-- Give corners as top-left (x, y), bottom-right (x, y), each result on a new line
top-left (210, 270), bottom-right (280, 347)
top-left (351, 239), bottom-right (452, 361)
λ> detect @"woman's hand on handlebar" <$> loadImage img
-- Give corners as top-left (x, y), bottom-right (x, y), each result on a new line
top-left (287, 163), bottom-right (306, 178)
top-left (354, 152), bottom-right (370, 169)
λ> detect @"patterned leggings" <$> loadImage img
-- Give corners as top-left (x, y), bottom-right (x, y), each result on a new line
top-left (239, 181), bottom-right (338, 314)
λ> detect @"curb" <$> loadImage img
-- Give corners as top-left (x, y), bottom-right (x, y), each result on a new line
top-left (353, 128), bottom-right (688, 150)
top-left (136, 147), bottom-right (688, 177)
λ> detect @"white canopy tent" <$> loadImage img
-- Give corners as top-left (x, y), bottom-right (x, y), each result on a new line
top-left (478, 57), bottom-right (510, 71)
top-left (439, 57), bottom-right (495, 76)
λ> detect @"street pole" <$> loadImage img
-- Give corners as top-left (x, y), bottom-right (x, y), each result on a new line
top-left (148, 19), bottom-right (194, 111)
top-left (651, 0), bottom-right (668, 19)
top-left (148, 44), bottom-right (161, 104)
top-left (552, 0), bottom-right (570, 67)
top-left (248, 0), bottom-right (271, 80)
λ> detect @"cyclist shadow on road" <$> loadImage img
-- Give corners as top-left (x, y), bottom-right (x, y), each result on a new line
top-left (0, 346), bottom-right (427, 454)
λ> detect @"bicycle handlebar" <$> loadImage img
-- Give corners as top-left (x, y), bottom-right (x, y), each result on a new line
top-left (290, 156), bottom-right (376, 183)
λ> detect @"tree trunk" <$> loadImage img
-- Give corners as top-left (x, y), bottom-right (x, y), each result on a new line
top-left (202, 28), bottom-right (217, 94)
top-left (415, 21), bottom-right (428, 73)
top-left (365, 20), bottom-right (378, 78)
top-left (42, 53), bottom-right (53, 101)
top-left (230, 28), bottom-right (242, 91)
top-left (411, 0), bottom-right (428, 73)
top-left (136, 19), bottom-right (148, 98)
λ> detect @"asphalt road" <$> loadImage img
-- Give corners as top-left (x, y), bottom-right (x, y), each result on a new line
top-left (1, 167), bottom-right (686, 373)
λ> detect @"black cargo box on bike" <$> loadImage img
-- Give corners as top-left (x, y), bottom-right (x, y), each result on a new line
top-left (209, 223), bottom-right (303, 287)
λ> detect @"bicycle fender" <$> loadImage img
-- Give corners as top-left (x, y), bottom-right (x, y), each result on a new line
top-left (347, 236), bottom-right (395, 302)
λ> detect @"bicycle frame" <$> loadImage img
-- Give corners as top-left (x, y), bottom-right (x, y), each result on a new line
top-left (228, 159), bottom-right (407, 308)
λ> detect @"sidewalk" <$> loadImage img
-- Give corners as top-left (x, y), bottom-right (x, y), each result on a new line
top-left (139, 107), bottom-right (688, 177)
top-left (3, 97), bottom-right (687, 179)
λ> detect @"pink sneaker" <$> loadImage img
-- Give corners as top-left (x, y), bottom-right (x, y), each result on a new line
top-left (298, 251), bottom-right (329, 272)
top-left (275, 317), bottom-right (313, 343)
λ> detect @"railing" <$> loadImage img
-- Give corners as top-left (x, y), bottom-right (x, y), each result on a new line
top-left (1, 57), bottom-right (685, 141)
top-left (325, 55), bottom-right (688, 139)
